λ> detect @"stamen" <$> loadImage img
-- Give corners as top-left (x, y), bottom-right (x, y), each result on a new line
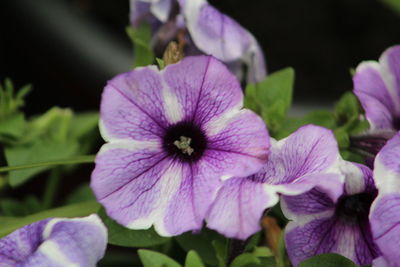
top-left (174, 136), bottom-right (194, 155)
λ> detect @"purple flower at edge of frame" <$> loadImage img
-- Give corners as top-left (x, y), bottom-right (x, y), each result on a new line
top-left (353, 45), bottom-right (400, 132)
top-left (282, 161), bottom-right (381, 267)
top-left (0, 214), bottom-right (107, 267)
top-left (206, 125), bottom-right (343, 240)
top-left (130, 0), bottom-right (267, 84)
top-left (91, 55), bottom-right (270, 237)
top-left (370, 133), bottom-right (400, 267)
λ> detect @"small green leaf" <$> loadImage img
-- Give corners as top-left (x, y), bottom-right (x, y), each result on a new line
top-left (5, 140), bottom-right (79, 187)
top-left (0, 113), bottom-right (26, 141)
top-left (244, 232), bottom-right (261, 252)
top-left (0, 200), bottom-right (100, 238)
top-left (65, 183), bottom-right (96, 204)
top-left (212, 239), bottom-right (229, 267)
top-left (176, 228), bottom-right (227, 266)
top-left (138, 249), bottom-right (181, 267)
top-left (127, 24), bottom-right (154, 67)
top-left (230, 253), bottom-right (261, 267)
top-left (185, 251), bottom-right (205, 267)
top-left (245, 67), bottom-right (294, 134)
top-left (98, 208), bottom-right (169, 247)
top-left (156, 58), bottom-right (166, 69)
top-left (68, 112), bottom-right (99, 140)
top-left (298, 253), bottom-right (357, 267)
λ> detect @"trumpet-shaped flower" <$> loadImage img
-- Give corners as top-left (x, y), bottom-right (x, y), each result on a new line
top-left (130, 0), bottom-right (267, 83)
top-left (206, 125), bottom-right (343, 240)
top-left (91, 56), bottom-right (269, 236)
top-left (370, 133), bottom-right (400, 266)
top-left (283, 162), bottom-right (381, 266)
top-left (0, 214), bottom-right (107, 267)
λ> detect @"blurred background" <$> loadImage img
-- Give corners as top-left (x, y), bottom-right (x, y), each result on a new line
top-left (1, 0), bottom-right (400, 114)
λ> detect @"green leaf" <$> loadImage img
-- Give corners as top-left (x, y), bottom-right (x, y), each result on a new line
top-left (176, 228), bottom-right (227, 266)
top-left (0, 113), bottom-right (26, 141)
top-left (5, 140), bottom-right (79, 187)
top-left (0, 200), bottom-right (99, 238)
top-left (230, 253), bottom-right (262, 267)
top-left (244, 232), bottom-right (261, 252)
top-left (245, 68), bottom-right (294, 133)
top-left (185, 251), bottom-right (205, 267)
top-left (138, 249), bottom-right (181, 267)
top-left (0, 195), bottom-right (41, 216)
top-left (127, 24), bottom-right (154, 67)
top-left (381, 0), bottom-right (400, 14)
top-left (65, 183), bottom-right (96, 204)
top-left (156, 58), bottom-right (166, 70)
top-left (275, 110), bottom-right (336, 139)
top-left (0, 79), bottom-right (31, 120)
top-left (98, 208), bottom-right (169, 247)
top-left (68, 112), bottom-right (99, 140)
top-left (298, 253), bottom-right (356, 267)
top-left (212, 239), bottom-right (228, 267)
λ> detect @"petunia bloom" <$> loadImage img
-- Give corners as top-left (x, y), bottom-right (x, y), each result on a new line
top-left (206, 125), bottom-right (343, 240)
top-left (91, 56), bottom-right (269, 236)
top-left (130, 0), bottom-right (267, 83)
top-left (370, 133), bottom-right (400, 266)
top-left (351, 45), bottom-right (400, 157)
top-left (0, 214), bottom-right (107, 267)
top-left (283, 161), bottom-right (381, 266)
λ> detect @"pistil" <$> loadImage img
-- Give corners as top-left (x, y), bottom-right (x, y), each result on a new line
top-left (174, 136), bottom-right (194, 155)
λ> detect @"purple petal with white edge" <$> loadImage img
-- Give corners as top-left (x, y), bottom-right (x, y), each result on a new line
top-left (163, 56), bottom-right (243, 126)
top-left (259, 125), bottom-right (341, 185)
top-left (353, 45), bottom-right (400, 130)
top-left (285, 216), bottom-right (379, 267)
top-left (100, 66), bottom-right (182, 141)
top-left (373, 132), bottom-right (400, 194)
top-left (130, 0), bottom-right (172, 25)
top-left (180, 0), bottom-right (266, 82)
top-left (370, 194), bottom-right (400, 266)
top-left (0, 215), bottom-right (107, 267)
top-left (206, 177), bottom-right (272, 240)
top-left (206, 109), bottom-right (270, 179)
top-left (162, 160), bottom-right (222, 235)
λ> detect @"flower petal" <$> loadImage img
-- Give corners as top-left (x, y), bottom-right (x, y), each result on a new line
top-left (261, 125), bottom-right (340, 185)
top-left (373, 132), bottom-right (400, 195)
top-left (181, 0), bottom-right (266, 82)
top-left (162, 160), bottom-right (222, 235)
top-left (370, 194), bottom-right (400, 265)
top-left (206, 109), bottom-right (270, 178)
top-left (100, 66), bottom-right (183, 141)
top-left (285, 216), bottom-right (379, 266)
top-left (0, 215), bottom-right (107, 267)
top-left (206, 178), bottom-right (273, 240)
top-left (163, 56), bottom-right (243, 126)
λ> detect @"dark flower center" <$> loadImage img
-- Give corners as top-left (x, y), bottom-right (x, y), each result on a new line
top-left (335, 192), bottom-right (375, 224)
top-left (163, 121), bottom-right (207, 162)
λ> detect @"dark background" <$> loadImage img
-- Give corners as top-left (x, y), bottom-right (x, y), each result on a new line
top-left (1, 0), bottom-right (400, 115)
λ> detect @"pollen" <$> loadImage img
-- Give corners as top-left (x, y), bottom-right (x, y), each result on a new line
top-left (174, 136), bottom-right (194, 155)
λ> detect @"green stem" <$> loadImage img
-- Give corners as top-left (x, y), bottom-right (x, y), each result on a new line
top-left (42, 168), bottom-right (61, 209)
top-left (0, 155), bottom-right (95, 173)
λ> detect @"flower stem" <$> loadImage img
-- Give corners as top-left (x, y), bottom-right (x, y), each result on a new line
top-left (42, 168), bottom-right (61, 209)
top-left (0, 155), bottom-right (95, 173)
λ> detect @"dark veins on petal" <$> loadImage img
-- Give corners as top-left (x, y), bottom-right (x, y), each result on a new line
top-left (163, 121), bottom-right (208, 163)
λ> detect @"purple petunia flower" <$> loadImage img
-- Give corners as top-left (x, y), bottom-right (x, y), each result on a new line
top-left (206, 125), bottom-right (343, 240)
top-left (0, 214), bottom-right (107, 267)
top-left (370, 133), bottom-right (400, 266)
top-left (351, 46), bottom-right (400, 157)
top-left (130, 0), bottom-right (267, 83)
top-left (91, 55), bottom-right (270, 236)
top-left (283, 161), bottom-right (381, 266)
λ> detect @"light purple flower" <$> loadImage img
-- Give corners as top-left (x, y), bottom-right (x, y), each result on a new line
top-left (353, 45), bottom-right (400, 132)
top-left (91, 55), bottom-right (269, 236)
top-left (370, 133), bottom-right (400, 266)
top-left (130, 0), bottom-right (267, 83)
top-left (283, 162), bottom-right (381, 266)
top-left (351, 46), bottom-right (400, 158)
top-left (206, 125), bottom-right (343, 240)
top-left (0, 214), bottom-right (107, 267)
